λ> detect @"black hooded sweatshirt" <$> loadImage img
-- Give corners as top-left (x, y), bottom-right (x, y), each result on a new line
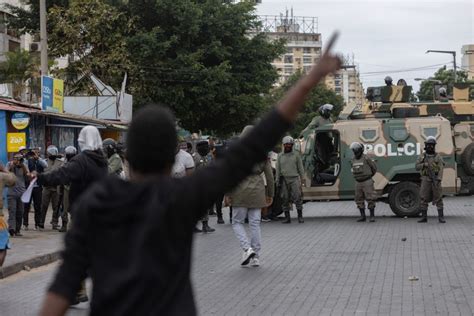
top-left (48, 110), bottom-right (290, 315)
top-left (37, 150), bottom-right (108, 212)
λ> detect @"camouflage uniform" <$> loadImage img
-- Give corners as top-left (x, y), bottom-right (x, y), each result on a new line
top-left (415, 153), bottom-right (444, 221)
top-left (350, 154), bottom-right (377, 221)
top-left (276, 150), bottom-right (304, 223)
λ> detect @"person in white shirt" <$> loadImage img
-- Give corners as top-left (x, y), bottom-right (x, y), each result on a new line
top-left (172, 148), bottom-right (195, 178)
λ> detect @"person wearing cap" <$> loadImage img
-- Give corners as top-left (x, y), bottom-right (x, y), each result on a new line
top-left (24, 147), bottom-right (48, 230)
top-left (350, 142), bottom-right (377, 222)
top-left (416, 136), bottom-right (445, 223)
top-left (0, 162), bottom-right (16, 265)
top-left (40, 145), bottom-right (64, 230)
top-left (276, 136), bottom-right (305, 224)
top-left (6, 153), bottom-right (30, 236)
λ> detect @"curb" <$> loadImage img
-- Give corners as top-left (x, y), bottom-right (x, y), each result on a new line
top-left (0, 251), bottom-right (61, 279)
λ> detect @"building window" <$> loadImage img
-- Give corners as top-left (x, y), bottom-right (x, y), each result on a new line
top-left (284, 55), bottom-right (293, 64)
top-left (8, 40), bottom-right (20, 52)
top-left (334, 74), bottom-right (342, 79)
top-left (286, 47), bottom-right (293, 54)
top-left (284, 66), bottom-right (293, 74)
top-left (335, 87), bottom-right (342, 93)
top-left (303, 56), bottom-right (312, 64)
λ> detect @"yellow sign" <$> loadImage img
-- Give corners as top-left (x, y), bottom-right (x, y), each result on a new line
top-left (53, 79), bottom-right (64, 112)
top-left (7, 133), bottom-right (26, 153)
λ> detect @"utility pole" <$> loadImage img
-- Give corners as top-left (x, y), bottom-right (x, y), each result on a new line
top-left (426, 50), bottom-right (457, 82)
top-left (39, 0), bottom-right (48, 76)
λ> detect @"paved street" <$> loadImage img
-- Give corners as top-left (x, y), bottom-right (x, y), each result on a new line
top-left (0, 197), bottom-right (473, 315)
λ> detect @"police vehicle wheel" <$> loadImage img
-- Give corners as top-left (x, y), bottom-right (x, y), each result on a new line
top-left (461, 143), bottom-right (474, 176)
top-left (389, 182), bottom-right (420, 217)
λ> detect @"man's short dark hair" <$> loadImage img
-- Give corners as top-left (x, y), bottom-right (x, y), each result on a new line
top-left (127, 105), bottom-right (177, 174)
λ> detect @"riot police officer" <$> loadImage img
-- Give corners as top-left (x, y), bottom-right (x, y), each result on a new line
top-left (276, 136), bottom-right (305, 224)
top-left (416, 136), bottom-right (445, 223)
top-left (350, 142), bottom-right (377, 222)
top-left (300, 103), bottom-right (334, 137)
top-left (103, 138), bottom-right (123, 176)
top-left (193, 140), bottom-right (215, 233)
top-left (384, 76), bottom-right (393, 86)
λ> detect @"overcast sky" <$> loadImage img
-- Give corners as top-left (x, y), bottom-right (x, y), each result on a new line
top-left (256, 0), bottom-right (474, 93)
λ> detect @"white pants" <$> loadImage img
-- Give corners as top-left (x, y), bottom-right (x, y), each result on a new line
top-left (232, 207), bottom-right (261, 257)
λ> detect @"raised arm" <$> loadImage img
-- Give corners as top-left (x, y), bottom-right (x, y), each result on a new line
top-left (179, 32), bottom-right (342, 222)
top-left (37, 158), bottom-right (83, 187)
top-left (276, 32), bottom-right (341, 122)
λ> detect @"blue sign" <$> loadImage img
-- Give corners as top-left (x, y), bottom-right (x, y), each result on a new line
top-left (42, 76), bottom-right (54, 110)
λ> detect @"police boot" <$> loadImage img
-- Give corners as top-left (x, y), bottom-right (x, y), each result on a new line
top-left (217, 215), bottom-right (224, 224)
top-left (282, 211), bottom-right (291, 224)
top-left (417, 210), bottom-right (427, 223)
top-left (202, 221), bottom-right (215, 233)
top-left (437, 208), bottom-right (446, 223)
top-left (297, 209), bottom-right (304, 223)
top-left (356, 209), bottom-right (366, 222)
top-left (369, 208), bottom-right (375, 222)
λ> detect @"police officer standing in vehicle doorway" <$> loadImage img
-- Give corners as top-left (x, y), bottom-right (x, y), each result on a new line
top-left (384, 76), bottom-right (393, 86)
top-left (300, 104), bottom-right (334, 137)
top-left (350, 142), bottom-right (377, 222)
top-left (276, 136), bottom-right (305, 224)
top-left (416, 136), bottom-right (445, 223)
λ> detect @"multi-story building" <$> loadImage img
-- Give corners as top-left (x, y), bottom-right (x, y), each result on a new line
top-left (0, 0), bottom-right (32, 61)
top-left (461, 44), bottom-right (474, 80)
top-left (257, 12), bottom-right (322, 85)
top-left (257, 11), bottom-right (365, 105)
top-left (325, 66), bottom-right (365, 106)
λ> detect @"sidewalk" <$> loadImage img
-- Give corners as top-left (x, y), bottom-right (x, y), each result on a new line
top-left (0, 210), bottom-right (65, 279)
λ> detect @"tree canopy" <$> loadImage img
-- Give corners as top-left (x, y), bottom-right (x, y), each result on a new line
top-left (6, 0), bottom-right (285, 136)
top-left (416, 66), bottom-right (468, 101)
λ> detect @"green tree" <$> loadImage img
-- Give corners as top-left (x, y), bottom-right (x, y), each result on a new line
top-left (126, 0), bottom-right (284, 135)
top-left (265, 70), bottom-right (344, 137)
top-left (46, 0), bottom-right (132, 91)
top-left (416, 66), bottom-right (468, 101)
top-left (0, 50), bottom-right (40, 100)
top-left (7, 0), bottom-right (284, 135)
top-left (4, 0), bottom-right (69, 35)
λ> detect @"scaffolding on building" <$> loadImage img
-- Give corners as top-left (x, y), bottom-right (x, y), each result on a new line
top-left (256, 10), bottom-right (318, 34)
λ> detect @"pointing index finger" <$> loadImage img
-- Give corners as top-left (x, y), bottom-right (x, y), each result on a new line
top-left (323, 31), bottom-right (339, 55)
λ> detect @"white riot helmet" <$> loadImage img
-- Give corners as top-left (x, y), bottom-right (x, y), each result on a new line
top-left (282, 136), bottom-right (294, 145)
top-left (46, 145), bottom-right (59, 156)
top-left (319, 104), bottom-right (334, 119)
top-left (350, 142), bottom-right (364, 157)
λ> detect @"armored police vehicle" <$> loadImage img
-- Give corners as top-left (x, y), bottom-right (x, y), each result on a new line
top-left (299, 83), bottom-right (474, 217)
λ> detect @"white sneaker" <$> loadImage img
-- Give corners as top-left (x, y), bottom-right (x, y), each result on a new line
top-left (241, 248), bottom-right (256, 266)
top-left (250, 258), bottom-right (260, 267)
